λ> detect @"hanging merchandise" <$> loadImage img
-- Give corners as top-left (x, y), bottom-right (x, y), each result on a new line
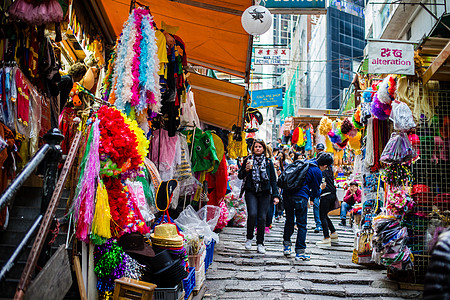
top-left (180, 87), bottom-right (200, 128)
top-left (383, 164), bottom-right (414, 187)
top-left (352, 106), bottom-right (365, 129)
top-left (305, 124), bottom-right (314, 151)
top-left (8, 0), bottom-right (64, 25)
top-left (348, 131), bottom-right (362, 155)
top-left (371, 93), bottom-right (392, 121)
top-left (319, 116), bottom-right (333, 136)
top-left (328, 119), bottom-right (348, 149)
top-left (380, 132), bottom-right (417, 164)
top-left (385, 187), bottom-right (415, 217)
top-left (106, 7), bottom-right (161, 120)
top-left (150, 129), bottom-right (181, 181)
top-left (390, 101), bottom-right (416, 131)
top-left (183, 128), bottom-right (219, 173)
top-left (291, 126), bottom-right (305, 147)
top-left (244, 107), bottom-right (263, 132)
top-left (71, 118), bottom-right (101, 243)
top-left (376, 75), bottom-right (396, 105)
top-left (341, 118), bottom-right (355, 136)
top-left (94, 239), bottom-right (145, 294)
top-left (372, 216), bottom-right (414, 271)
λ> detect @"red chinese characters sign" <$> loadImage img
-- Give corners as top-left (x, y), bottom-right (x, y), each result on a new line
top-left (368, 41), bottom-right (414, 75)
top-left (254, 48), bottom-right (290, 65)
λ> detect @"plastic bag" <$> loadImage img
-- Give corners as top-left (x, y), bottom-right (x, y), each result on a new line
top-left (175, 205), bottom-right (219, 243)
top-left (197, 205), bottom-right (220, 231)
top-left (380, 132), bottom-right (416, 164)
top-left (127, 181), bottom-right (154, 222)
top-left (228, 173), bottom-right (242, 199)
top-left (390, 101), bottom-right (416, 131)
top-left (224, 194), bottom-right (247, 227)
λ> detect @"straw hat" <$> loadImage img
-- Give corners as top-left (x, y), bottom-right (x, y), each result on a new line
top-left (151, 223), bottom-right (183, 244)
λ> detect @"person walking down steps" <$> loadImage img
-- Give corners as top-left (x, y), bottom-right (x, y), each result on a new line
top-left (280, 153), bottom-right (333, 261)
top-left (316, 153), bottom-right (339, 247)
top-left (238, 139), bottom-right (280, 254)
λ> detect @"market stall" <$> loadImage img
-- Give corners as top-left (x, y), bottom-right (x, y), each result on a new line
top-left (333, 41), bottom-right (450, 283)
top-left (0, 0), bottom-right (256, 298)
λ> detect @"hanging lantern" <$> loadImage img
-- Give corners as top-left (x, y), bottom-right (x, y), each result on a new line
top-left (241, 2), bottom-right (272, 36)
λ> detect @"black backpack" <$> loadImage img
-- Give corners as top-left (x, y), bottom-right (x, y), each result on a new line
top-left (277, 160), bottom-right (311, 191)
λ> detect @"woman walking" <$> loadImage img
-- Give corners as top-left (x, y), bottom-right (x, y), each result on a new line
top-left (316, 153), bottom-right (339, 247)
top-left (238, 139), bottom-right (280, 254)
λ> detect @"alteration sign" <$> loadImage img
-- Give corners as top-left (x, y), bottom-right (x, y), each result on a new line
top-left (368, 41), bottom-right (415, 75)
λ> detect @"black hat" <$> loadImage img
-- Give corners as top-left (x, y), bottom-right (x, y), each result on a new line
top-left (149, 250), bottom-right (187, 287)
top-left (119, 233), bottom-right (155, 258)
top-left (316, 143), bottom-right (325, 150)
top-left (156, 179), bottom-right (178, 211)
top-left (316, 153), bottom-right (333, 166)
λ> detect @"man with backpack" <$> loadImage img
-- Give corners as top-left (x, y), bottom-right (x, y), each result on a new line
top-left (279, 153), bottom-right (334, 260)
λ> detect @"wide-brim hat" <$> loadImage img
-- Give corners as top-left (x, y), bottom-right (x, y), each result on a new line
top-left (156, 179), bottom-right (178, 211)
top-left (119, 232), bottom-right (155, 258)
top-left (151, 259), bottom-right (188, 287)
top-left (151, 223), bottom-right (183, 243)
top-left (151, 237), bottom-right (183, 246)
top-left (245, 107), bottom-right (263, 125)
top-left (149, 250), bottom-right (179, 273)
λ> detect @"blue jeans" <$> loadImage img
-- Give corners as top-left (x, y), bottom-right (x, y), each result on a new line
top-left (313, 197), bottom-right (322, 229)
top-left (340, 202), bottom-right (352, 220)
top-left (266, 203), bottom-right (274, 227)
top-left (283, 195), bottom-right (308, 254)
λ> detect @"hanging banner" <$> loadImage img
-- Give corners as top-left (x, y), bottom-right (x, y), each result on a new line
top-left (368, 41), bottom-right (415, 75)
top-left (250, 88), bottom-right (283, 108)
top-left (254, 48), bottom-right (290, 65)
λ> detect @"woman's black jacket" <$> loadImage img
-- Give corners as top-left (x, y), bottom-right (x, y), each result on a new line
top-left (238, 156), bottom-right (280, 199)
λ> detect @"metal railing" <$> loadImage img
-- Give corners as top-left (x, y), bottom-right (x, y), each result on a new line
top-left (0, 129), bottom-right (64, 283)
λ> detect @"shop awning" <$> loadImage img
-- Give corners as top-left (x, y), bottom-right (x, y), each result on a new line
top-left (187, 73), bottom-right (246, 130)
top-left (93, 0), bottom-right (252, 77)
top-left (418, 14), bottom-right (450, 84)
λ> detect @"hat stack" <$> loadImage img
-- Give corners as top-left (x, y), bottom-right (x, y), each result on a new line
top-left (151, 223), bottom-right (184, 249)
top-left (149, 250), bottom-right (188, 287)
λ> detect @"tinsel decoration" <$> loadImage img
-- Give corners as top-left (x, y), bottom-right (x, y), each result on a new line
top-left (91, 179), bottom-right (112, 243)
top-left (348, 131), bottom-right (362, 154)
top-left (94, 239), bottom-right (144, 292)
top-left (102, 44), bottom-right (117, 101)
top-left (123, 253), bottom-right (145, 280)
top-left (71, 118), bottom-right (100, 243)
top-left (319, 116), bottom-right (332, 136)
top-left (383, 164), bottom-right (413, 187)
top-left (340, 118), bottom-right (354, 135)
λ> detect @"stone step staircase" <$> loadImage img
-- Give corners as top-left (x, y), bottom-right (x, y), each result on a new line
top-left (0, 186), bottom-right (80, 299)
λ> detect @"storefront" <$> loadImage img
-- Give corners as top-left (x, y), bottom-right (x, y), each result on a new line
top-left (340, 36), bottom-right (450, 283)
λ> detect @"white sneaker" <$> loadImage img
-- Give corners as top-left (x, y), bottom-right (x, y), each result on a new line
top-left (330, 232), bottom-right (339, 241)
top-left (245, 239), bottom-right (252, 250)
top-left (257, 244), bottom-right (266, 254)
top-left (316, 238), bottom-right (332, 247)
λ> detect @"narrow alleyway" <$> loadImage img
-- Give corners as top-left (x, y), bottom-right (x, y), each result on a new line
top-left (203, 212), bottom-right (423, 299)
